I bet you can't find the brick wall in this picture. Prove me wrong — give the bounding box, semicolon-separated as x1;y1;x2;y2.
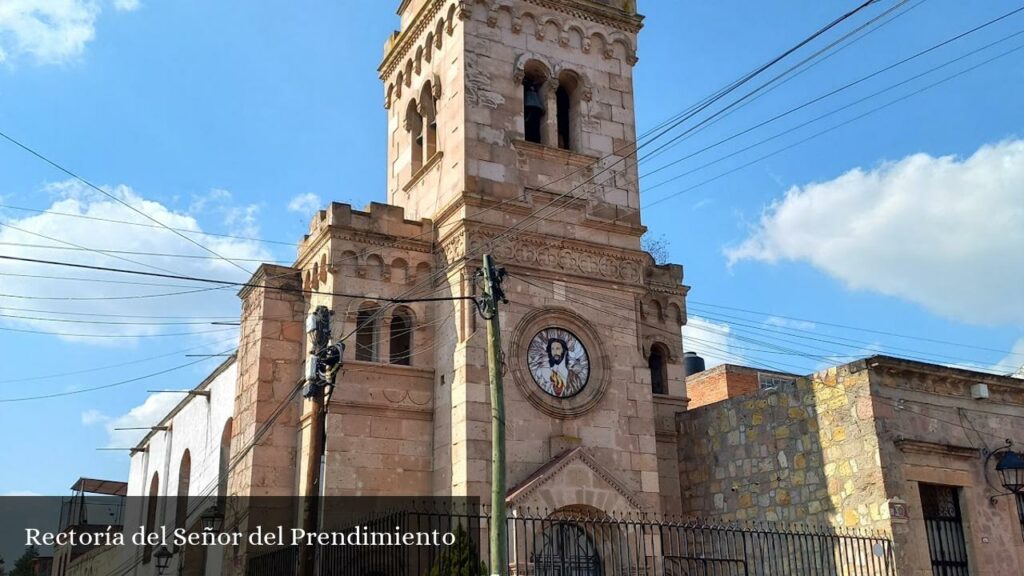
685;364;791;409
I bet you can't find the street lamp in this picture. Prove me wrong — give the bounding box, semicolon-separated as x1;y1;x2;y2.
200;504;224;533
153;545;172;575
983;441;1024;502
995;450;1024;494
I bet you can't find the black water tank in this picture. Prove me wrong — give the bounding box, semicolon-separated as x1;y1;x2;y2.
683;351;706;378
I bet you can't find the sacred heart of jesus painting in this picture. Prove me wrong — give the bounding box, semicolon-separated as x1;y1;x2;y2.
527;327;591;399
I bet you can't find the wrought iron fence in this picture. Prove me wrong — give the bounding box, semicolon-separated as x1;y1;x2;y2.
247;505;897;576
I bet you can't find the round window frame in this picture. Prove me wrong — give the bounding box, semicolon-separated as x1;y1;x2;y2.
510;307;609;419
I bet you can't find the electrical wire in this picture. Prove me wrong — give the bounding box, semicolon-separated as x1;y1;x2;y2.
0;130;255;275
0;351;230;403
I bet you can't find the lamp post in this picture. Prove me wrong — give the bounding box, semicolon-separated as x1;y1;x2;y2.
154;546;173;576
983;440;1024;503
995;450;1024;494
200;505;224;533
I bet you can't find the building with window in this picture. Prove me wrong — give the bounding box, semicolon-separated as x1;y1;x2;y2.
683;362;798;409
677;355;1024;576
58;2;1024;575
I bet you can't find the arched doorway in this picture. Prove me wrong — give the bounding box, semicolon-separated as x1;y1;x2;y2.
533;521;601;576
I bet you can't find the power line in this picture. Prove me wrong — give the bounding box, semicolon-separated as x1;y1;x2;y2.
0;352;228;403
0;312;230;326
0;255;478;305
643;39;1024;208
0;241;291;263
0;305;234;320
0;202;300;247
640;9;1024;192
0;336;238;384
688;300;1024;357
0;129;255;275
508;270;1022;374
0;221;185;276
0;325;238;338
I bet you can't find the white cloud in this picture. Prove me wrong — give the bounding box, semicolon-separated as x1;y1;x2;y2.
997;338;1024;378
683;316;738;369
287;193;322;215
0;179;273;343
2;490;42;496
81;408;109;425
0;0;98;65
764;316;816;331
86;392;181;448
0;0;137;66
727;139;1024;327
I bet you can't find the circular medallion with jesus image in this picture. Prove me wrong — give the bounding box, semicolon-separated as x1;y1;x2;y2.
527;327;590;399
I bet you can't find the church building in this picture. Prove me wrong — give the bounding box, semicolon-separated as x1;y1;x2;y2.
57;2;1024;576
229;0;689;519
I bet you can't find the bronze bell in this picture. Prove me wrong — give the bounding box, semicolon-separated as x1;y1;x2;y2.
524;83;545;119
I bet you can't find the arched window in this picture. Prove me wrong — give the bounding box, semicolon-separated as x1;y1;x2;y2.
175;450;191;533
355;304;380;362
522;63;548;144
649;343;669;395
420;82;438;161
389;307;413;366
217;418;232;510
556;71;579;151
406;99;423;175
143;472;159;564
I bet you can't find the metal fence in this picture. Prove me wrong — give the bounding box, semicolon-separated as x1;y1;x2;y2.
247;505;896;576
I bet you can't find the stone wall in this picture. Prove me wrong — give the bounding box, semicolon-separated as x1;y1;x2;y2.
676;356;1024;576
676;364;890;529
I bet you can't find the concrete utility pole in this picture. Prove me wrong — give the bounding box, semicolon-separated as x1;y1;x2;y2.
480;254;508;576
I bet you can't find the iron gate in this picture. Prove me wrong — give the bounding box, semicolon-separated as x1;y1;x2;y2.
920;483;969;576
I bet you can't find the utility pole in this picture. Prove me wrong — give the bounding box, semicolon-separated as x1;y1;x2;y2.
299;305;344;576
479;254;508;576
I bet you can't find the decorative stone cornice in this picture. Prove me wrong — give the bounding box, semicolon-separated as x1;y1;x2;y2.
328;229;434;254
467;227;646;285
894;438;979;459
520;0;643;34
379;0;448;80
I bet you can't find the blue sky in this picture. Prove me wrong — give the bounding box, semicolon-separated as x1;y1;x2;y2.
0;0;1022;495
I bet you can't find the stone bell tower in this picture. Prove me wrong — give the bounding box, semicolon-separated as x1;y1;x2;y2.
287;0;686;517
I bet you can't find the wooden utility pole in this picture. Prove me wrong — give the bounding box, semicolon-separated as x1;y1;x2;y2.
481;254;507;576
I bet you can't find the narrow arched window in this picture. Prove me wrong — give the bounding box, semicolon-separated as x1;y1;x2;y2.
406;99;424;175
217;418;232;510
143;472;160;564
522;63;548;144
649;343;668;395
175;450;191;533
420;82;438;162
556;71;579;151
389;307;413;366
356;304;380;362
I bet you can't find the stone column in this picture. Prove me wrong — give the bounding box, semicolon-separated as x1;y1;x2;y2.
542;78;560;148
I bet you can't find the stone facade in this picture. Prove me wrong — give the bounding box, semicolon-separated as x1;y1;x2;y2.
244;0;691;518
676;356;1024;576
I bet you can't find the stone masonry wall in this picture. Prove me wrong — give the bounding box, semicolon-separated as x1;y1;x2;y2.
676;365;891;531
